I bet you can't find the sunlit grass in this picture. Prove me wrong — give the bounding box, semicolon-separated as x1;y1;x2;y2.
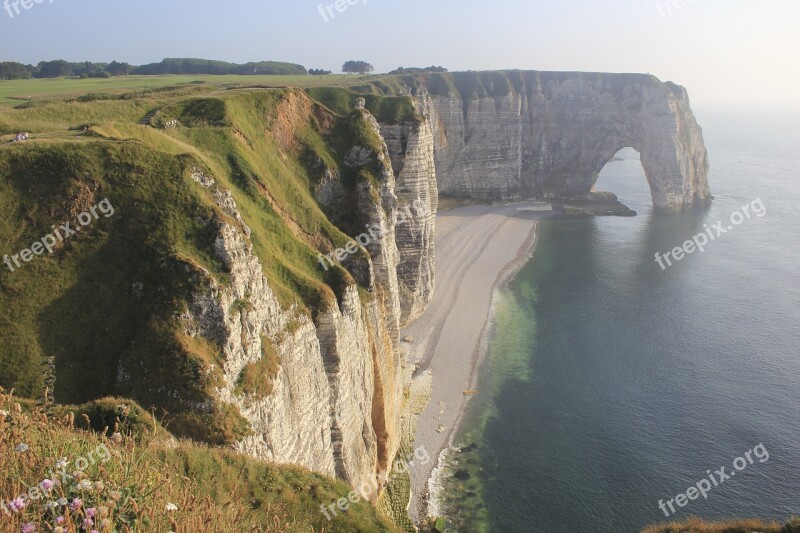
0;389;399;532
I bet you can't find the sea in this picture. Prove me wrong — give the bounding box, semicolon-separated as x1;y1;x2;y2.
434;107;800;532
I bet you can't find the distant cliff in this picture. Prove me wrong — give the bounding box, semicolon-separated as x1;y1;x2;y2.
403;71;710;213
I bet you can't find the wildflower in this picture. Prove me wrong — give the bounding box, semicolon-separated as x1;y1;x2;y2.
165;502;178;512
82;518;94;528
56;498;68;507
93;481;105;491
40;479;55;491
97;506;109;517
73;471;85;481
15;444;29;453
69;498;82;511
86;507;96;518
56;516;65;525
44;501;58;510
9;497;25;512
109;491;122;501
55;458;68;470
54;528;65;533
78;480;93;491
21;524;35;533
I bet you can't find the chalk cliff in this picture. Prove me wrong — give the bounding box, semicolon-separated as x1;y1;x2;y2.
3;72;709;518
379;116;438;325
183;171;392;493
408;71;710;213
175;97;438;497
163;73;710;499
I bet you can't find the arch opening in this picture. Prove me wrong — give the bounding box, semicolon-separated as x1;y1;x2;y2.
593;147;654;214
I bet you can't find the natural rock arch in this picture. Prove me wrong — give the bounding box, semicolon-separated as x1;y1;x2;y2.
420;72;712;213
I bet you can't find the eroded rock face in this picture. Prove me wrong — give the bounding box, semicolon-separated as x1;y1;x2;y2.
419;72;710;212
379;117;438;325
184;212;338;478
175;75;708;506
181;104;423;498
315;286;378;485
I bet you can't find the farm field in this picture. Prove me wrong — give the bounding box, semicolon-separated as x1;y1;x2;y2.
0;74;371;104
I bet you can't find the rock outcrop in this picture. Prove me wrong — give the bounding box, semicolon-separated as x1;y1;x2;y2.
379;115;438;325
168;73;710;506
180;101;435;498
413;71;710;213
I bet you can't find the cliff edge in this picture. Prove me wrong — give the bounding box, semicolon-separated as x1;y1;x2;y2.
402;71;710;213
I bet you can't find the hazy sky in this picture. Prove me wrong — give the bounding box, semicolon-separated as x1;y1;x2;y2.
1;0;799;107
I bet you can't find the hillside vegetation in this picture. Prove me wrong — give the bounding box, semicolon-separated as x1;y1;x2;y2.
0;390;399;532
0;79;426;531
643;516;800;533
0;82;420;441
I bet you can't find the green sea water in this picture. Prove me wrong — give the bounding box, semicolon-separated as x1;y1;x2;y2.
435;108;800;532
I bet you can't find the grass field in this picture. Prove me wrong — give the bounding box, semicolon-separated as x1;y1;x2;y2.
0;74;376;105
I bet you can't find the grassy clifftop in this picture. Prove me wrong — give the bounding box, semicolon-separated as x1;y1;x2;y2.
0;81;426;532
0;83;421;444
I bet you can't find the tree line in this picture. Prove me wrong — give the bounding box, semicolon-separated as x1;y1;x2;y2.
132;58;307;76
0;58;308;80
0;57;448;80
0;60;133;80
342;61;374;75
389;66;448;75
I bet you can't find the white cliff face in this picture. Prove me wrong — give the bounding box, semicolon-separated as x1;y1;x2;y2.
379;117;438;325
418;72;710;212
339;108;408;481
182;167;401;494
170;74;708;507
183;176;337;477
315;286;378;485
352;110;403;344
180;101;430;496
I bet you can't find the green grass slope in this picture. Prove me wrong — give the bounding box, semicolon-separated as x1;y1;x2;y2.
0;79;426;532
0;82;423;444
1;390;399;532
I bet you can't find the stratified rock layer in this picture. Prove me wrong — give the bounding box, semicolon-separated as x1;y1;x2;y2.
173;72;711;507
379;117;438;325
417;72;710;212
182;103;428;498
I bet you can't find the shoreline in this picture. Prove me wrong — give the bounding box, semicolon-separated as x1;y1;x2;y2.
401;200;550;523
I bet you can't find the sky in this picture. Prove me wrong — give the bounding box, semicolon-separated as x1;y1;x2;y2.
1;0;799;108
